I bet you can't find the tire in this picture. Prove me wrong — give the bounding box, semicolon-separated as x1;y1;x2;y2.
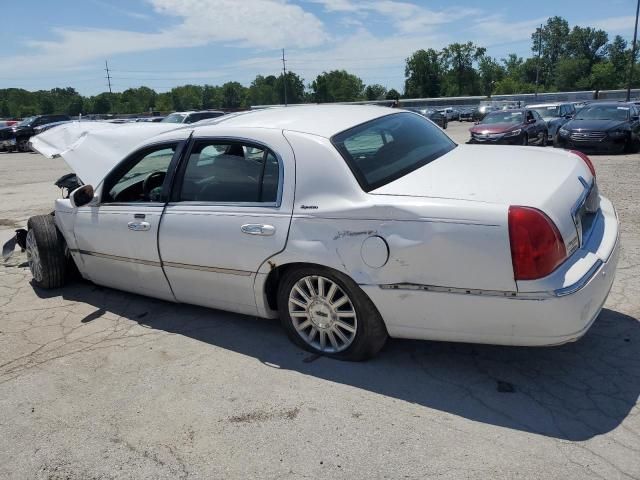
278;265;388;361
521;133;529;146
624;135;640;154
17;138;30;152
540;131;548;147
26;215;67;289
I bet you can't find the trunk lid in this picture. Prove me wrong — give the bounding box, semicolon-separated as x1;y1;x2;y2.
371;144;595;254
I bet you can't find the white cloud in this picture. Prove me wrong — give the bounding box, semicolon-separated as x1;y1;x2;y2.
591;16;637;33
0;0;328;77
310;0;480;33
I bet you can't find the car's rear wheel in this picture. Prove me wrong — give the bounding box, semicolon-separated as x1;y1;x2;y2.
624;134;640;154
278;266;387;361
540;130;548;147
26;215;67;289
17;138;30;152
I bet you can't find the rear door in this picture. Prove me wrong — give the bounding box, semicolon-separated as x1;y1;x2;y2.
158;131;294;316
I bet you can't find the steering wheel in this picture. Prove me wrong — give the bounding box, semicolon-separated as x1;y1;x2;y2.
142;171;166;200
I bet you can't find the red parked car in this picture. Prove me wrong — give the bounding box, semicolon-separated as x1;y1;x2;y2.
468;109;548;146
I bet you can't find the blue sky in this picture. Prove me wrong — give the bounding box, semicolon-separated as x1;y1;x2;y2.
0;0;637;95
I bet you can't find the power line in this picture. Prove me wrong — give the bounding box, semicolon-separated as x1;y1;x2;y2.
627;0;640;101
105;60;112;94
282;48;288;106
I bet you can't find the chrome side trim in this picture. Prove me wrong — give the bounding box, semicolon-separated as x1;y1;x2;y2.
379;283;532;299
77;249;162;267
73;249;253;276
162;261;252;277
553;260;603;297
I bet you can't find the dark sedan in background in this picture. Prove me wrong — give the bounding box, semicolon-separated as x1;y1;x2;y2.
528;102;576;142
555;102;640;153
405;107;448;129
468;109;548;145
0;114;70;152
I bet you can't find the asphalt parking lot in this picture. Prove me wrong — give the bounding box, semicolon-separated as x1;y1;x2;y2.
1;121;639;479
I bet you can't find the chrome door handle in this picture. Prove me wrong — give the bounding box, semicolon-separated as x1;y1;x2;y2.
127;221;150;231
241;224;276;236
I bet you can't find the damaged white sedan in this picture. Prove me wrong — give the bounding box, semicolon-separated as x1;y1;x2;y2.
6;105;620;360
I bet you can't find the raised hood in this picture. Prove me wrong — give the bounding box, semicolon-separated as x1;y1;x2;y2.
30;121;185;186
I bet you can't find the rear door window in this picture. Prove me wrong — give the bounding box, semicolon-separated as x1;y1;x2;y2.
177;141;280;203
332;112;456;192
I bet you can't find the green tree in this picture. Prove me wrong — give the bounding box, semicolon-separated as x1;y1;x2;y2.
248;75;278;106
364;84;387;100
92;93;112;114
276;72;305;104
171;85;203;111
532;16;570;86
156;92;174;112
221;81;246;108
311;70;364;103
385;89;400;100
404;48;442;98
567;26;608;68
441;42;486;96
0;101;10;117
478;56;505;96
590;62;618;90
554;58;591;91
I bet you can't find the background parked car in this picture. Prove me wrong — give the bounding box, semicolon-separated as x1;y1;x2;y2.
555;102;640;153
459;108;474;122
475;105;495;121
468;108;548;146
0;120;18;128
405;107;448;129
528;102;576;142
0;114;70;152
135;116;166;122
438;107;460;121
161;110;225;124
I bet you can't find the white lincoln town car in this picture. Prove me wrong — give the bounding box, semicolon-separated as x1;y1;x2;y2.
7;105;619;360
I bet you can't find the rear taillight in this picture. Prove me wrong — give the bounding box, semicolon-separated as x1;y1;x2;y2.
570;150;596;178
508;206;567;280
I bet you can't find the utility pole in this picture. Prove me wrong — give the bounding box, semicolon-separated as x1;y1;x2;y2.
281;48;288;106
105;60;112;94
627;0;640;101
534;24;542;98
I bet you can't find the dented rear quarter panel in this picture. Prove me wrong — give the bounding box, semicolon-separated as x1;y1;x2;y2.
256;130;516;307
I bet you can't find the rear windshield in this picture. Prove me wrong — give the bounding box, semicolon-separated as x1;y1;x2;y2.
332;112;456;192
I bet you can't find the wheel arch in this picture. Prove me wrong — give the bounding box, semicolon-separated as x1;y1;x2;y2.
261;261;357;314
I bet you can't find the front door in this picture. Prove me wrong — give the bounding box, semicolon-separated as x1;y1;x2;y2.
159;135;294;316
73;143;180;301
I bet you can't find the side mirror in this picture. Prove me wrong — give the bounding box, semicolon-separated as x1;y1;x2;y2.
70;185;95;208
527;118;536;124
564;114;573;119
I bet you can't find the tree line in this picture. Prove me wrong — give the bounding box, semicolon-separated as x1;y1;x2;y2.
0;16;637;118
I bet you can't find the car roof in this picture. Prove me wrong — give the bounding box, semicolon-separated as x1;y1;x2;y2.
527;103;563;108
190;105;397;138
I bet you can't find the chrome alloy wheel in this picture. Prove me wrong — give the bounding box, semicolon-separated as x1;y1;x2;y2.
25;229;43;283
288;275;358;353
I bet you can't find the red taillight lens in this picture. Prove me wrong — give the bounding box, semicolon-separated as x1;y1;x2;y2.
570;150;596;178
508;206;567;280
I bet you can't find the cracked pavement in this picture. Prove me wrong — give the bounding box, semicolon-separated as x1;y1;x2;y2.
1;123;639;479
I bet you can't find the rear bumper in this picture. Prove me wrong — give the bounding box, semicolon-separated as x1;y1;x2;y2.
363;197;620;346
